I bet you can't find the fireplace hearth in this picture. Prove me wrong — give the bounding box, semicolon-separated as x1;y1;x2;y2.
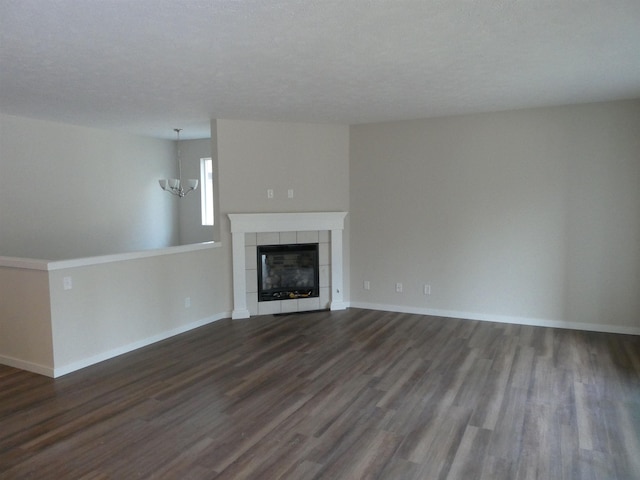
257;243;319;302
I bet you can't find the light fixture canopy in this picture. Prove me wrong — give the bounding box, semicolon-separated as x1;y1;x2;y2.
159;128;199;198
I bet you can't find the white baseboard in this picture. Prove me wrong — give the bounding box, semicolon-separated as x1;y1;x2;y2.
5;304;635;379
330;301;349;311
52;312;231;378
0;355;55;377
232;309;251;320
349;301;640;336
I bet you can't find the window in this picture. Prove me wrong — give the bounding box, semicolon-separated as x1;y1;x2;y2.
200;157;214;226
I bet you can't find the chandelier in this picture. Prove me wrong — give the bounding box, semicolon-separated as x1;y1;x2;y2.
158;128;199;197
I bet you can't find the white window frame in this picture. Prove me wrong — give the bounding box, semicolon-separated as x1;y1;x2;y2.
200;157;214;226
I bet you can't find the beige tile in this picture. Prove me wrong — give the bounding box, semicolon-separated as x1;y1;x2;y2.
279;231;297;244
258;300;282;315
257;232;280;245
319;243;330;265
319;265;330;287
245;245;257;269
245;232;257;246
246;269;257;293
297;231;319;244
298;297;320;311
281;299;299;313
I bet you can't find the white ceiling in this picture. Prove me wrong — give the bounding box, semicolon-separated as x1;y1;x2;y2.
1;0;639;139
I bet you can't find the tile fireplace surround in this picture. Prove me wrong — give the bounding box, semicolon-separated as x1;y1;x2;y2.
228;212;348;319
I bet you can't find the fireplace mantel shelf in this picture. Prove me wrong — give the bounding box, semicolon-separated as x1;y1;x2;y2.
228;212;347;233
228;212;348;319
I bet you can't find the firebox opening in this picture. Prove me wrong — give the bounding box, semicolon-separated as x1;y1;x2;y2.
257;243;319;302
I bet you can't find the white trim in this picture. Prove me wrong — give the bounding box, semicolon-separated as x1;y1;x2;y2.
330;229;344;309
228;212;347;233
51;312;230;378
231;309;251;320
330;301;350;311
350;302;640;336
0;242;219;271
0;256;50;270
0;355;55;377
231;230;248;318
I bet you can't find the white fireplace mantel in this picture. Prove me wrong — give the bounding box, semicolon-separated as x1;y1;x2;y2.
228;212;348;319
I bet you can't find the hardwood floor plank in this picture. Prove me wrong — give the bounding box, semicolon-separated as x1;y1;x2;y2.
1;309;639;479
446;425;492;480
321;428;403;480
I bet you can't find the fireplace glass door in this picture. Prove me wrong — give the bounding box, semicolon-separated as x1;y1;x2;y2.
257;243;319;302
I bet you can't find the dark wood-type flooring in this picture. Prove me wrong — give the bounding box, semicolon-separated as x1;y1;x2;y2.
1;308;639;479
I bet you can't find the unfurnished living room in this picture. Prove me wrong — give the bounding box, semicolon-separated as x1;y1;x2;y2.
1;1;639;479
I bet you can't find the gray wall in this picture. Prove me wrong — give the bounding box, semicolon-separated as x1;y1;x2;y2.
217;119;350;215
0;265;53;371
350;100;640;331
216;119;351;306
48;246;225;373
0;114;179;259
2;99;638;346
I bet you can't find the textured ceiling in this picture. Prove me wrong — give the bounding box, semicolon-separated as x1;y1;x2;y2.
1;0;639;139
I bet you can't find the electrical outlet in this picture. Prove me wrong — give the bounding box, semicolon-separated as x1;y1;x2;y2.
396;282;403;293
364;280;370;290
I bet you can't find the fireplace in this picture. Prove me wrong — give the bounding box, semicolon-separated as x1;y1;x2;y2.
257;243;319;302
228;212;347;319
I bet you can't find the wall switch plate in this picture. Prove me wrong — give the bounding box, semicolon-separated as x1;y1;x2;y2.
63;276;73;290
267;189;274;199
364;280;370;290
288;189;294;198
424;284;431;295
184;297;191;308
396;282;403;293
